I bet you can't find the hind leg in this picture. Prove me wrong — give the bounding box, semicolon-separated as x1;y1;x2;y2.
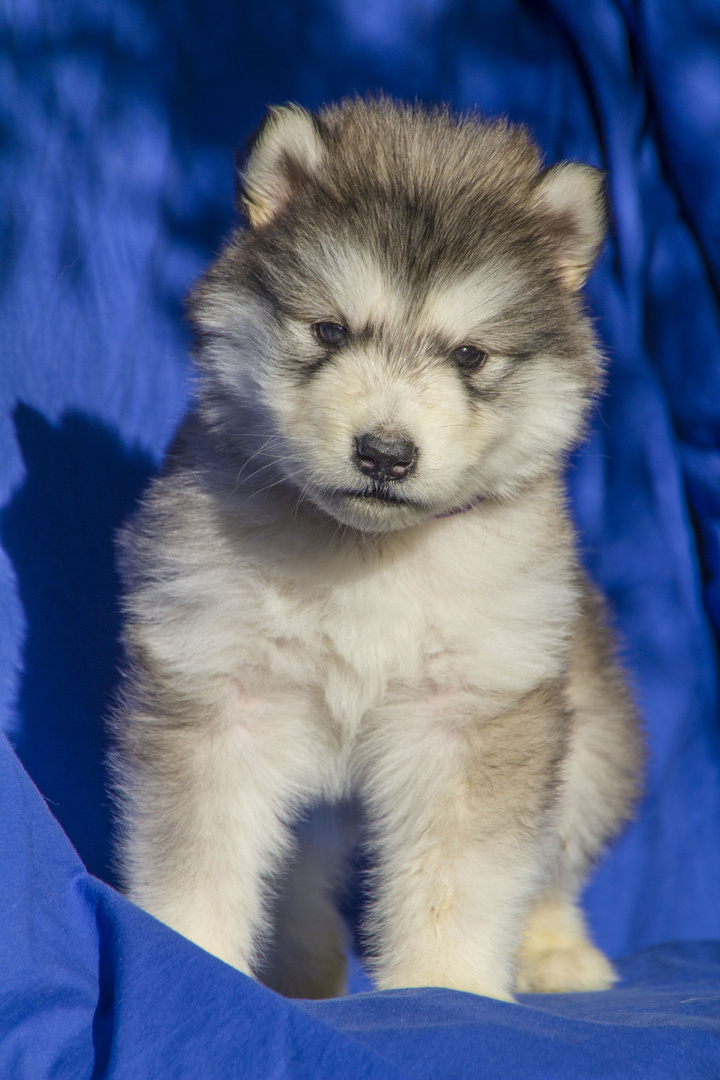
516;586;642;994
515;890;617;993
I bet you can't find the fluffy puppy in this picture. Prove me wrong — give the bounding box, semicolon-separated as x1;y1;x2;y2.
111;97;642;1002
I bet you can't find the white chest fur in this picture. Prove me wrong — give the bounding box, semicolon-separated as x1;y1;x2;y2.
219;487;579;736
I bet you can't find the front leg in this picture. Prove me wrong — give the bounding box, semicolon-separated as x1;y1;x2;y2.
111;683;333;979
357;681;569;1001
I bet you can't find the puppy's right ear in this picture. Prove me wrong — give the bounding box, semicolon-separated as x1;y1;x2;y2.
240;105;327;227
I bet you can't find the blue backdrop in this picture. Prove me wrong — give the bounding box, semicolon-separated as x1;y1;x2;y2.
2;1;720;1076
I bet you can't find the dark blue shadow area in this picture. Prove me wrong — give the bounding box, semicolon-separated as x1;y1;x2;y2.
1;405;154;883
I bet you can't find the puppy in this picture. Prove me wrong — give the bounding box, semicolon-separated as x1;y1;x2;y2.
111;97;642;1002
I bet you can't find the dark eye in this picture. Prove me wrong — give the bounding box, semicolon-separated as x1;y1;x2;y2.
452;344;488;371
313;321;348;347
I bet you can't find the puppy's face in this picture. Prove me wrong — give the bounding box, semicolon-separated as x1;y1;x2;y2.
192;100;605;532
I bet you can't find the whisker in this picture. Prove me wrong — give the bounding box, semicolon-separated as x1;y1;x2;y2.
248;474;297;500
234;435;284;481
224;447;288;503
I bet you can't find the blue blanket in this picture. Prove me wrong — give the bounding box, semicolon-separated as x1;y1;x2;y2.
2;734;720;1077
1;0;719;1075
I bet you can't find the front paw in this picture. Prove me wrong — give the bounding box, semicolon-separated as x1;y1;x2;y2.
516;942;618;993
376;966;517;1002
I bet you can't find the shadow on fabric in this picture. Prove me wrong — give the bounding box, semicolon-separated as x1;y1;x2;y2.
1;404;154;884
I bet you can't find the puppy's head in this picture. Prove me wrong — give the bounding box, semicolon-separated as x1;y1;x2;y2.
190;98;605;532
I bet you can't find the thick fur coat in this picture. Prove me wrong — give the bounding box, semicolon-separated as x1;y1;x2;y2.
111;98;642;1002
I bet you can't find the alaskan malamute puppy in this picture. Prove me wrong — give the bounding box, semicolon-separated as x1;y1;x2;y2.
112;98;642;1002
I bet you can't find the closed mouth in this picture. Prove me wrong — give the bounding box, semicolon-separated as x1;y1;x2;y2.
334;483;416;506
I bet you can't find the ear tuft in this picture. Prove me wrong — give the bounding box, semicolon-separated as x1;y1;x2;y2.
240;105;327;228
533;163;606;290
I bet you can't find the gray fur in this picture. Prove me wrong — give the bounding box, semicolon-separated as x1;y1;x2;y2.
110;97;642;1001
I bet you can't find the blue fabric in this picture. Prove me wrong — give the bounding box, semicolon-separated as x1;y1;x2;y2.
1;0;720;1074
3;732;720;1079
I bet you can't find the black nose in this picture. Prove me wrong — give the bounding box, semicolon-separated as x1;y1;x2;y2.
354;433;417;481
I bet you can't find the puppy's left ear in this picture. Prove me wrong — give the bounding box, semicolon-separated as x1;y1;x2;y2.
533;163;606;290
240;104;327;228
